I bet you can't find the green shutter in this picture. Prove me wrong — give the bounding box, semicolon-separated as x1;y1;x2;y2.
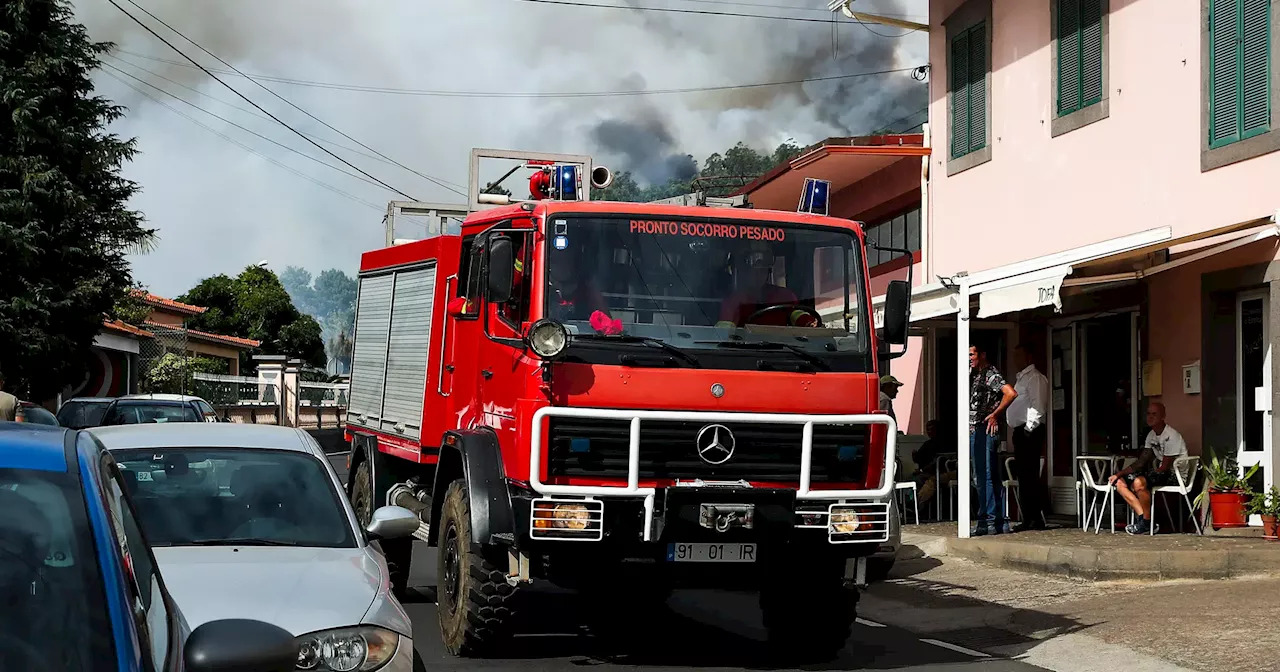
1080;0;1104;107
1210;0;1271;148
1242;0;1271;138
968;23;988;153
1057;0;1103;117
951;30;971;159
1057;0;1082;115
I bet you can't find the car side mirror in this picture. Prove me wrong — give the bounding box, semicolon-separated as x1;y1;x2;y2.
882;280;910;346
184;619;298;672
486;237;514;304
365;505;421;540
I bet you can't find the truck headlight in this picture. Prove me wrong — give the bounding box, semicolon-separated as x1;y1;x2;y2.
527;319;568;359
295;626;398;671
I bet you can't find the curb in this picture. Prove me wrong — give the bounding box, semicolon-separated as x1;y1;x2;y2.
901;532;1280;581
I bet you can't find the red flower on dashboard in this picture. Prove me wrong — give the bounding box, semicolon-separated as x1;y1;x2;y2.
590;311;623;335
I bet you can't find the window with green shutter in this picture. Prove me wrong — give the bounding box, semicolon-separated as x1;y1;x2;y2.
1209;0;1271;148
1056;0;1104;116
950;21;987;159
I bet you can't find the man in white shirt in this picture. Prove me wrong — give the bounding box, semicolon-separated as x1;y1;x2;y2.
1008;344;1050;531
1109;401;1187;535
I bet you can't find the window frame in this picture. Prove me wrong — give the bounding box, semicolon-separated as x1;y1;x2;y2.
944;0;994;176
864;206;923;273
1202;0;1280;171
1051;0;1110;137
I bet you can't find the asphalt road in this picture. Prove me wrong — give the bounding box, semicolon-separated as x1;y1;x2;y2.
326;452;1048;672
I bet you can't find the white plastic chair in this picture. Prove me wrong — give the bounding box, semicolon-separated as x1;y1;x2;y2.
1150;456;1202;536
1003;455;1046;524
1078;457;1117;534
894;481;920;525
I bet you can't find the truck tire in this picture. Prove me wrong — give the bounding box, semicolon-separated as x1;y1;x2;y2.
436;479;517;656
759;575;856;662
352;458;411;598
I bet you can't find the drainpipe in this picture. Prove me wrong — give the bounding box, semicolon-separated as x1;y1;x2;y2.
920;122;932;286
955;273;972;539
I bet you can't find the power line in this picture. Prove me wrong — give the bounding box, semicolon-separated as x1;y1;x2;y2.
506;0;858;23
119;0;466;198
100;69;384;212
107;52;467;191
670;0;925;19
103;0;421;201
101;60;399;194
114;50;918;98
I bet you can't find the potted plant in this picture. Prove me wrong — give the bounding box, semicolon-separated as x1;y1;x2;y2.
1194;447;1260;529
1248;486;1280;539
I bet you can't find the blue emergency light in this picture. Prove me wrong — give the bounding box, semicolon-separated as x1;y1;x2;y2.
556;164;580;200
798;177;831;216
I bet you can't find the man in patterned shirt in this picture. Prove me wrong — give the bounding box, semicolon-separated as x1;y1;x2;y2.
969;343;1018;536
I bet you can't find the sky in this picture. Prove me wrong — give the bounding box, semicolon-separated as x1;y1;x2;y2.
73;0;929;298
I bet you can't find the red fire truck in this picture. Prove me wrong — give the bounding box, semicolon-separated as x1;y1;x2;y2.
344;150;911;658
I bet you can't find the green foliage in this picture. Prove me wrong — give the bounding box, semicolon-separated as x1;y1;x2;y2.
280;266;357;373
110;283;152;326
1248;485;1280;517
179;265;326;370
0;0;156;398
481;180;512;197
141;353;224;395
591;140;806;203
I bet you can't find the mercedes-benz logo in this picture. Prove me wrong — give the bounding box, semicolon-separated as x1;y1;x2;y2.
695;424;735;465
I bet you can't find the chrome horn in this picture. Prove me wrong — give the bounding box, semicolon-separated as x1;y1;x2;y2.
590;165;613;189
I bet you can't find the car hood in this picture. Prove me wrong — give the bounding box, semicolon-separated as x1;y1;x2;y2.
153;545;410;637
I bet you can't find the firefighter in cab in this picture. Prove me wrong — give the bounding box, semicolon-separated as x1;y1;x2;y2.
547;243;609;322
717;241;820;328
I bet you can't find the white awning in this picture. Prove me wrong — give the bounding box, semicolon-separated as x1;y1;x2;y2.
975;264;1073;319
94;332;140;355
864;282;961;329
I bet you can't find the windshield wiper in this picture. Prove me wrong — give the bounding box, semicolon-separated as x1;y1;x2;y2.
702;340;831;371
185;538;298;547
573;334;701;368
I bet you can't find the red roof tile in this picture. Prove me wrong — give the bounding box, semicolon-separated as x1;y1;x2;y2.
101;319;155;338
133;290;207;316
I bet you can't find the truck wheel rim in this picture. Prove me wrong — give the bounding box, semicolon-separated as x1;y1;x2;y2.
442;522;461;612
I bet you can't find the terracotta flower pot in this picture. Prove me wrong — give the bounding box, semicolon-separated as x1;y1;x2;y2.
1209;490;1250;529
1263;514;1279;540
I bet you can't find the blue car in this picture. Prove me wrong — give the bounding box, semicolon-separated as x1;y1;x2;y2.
0;424;298;672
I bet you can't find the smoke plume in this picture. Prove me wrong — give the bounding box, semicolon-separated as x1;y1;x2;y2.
72;0;927;295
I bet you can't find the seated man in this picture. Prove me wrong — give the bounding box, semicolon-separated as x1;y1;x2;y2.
913;420;955;508
1109;401;1186;535
716;243;813;328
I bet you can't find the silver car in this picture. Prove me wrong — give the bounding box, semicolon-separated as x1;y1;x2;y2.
92;423;420;672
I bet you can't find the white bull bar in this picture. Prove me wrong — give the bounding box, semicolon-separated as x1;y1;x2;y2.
527;407;898;542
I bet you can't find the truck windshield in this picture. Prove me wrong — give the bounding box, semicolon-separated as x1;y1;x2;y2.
544;215;869;370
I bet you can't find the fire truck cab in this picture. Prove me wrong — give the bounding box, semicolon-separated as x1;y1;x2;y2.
344;152;912;659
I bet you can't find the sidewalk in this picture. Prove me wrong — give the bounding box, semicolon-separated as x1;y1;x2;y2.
904;522;1280;580
863;554;1280;672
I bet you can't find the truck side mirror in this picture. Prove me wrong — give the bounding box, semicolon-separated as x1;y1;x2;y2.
882;280;910;345
486;237;514;304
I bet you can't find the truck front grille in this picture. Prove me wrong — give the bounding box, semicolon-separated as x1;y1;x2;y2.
545;418;871;483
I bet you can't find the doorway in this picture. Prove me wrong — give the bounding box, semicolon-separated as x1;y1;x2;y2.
1237;291;1273;524
1047;311;1141;514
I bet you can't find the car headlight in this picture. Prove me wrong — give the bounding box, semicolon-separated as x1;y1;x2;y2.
295;626;399;671
527;318;568;358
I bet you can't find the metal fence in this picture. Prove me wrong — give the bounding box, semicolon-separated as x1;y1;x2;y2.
298;381;349;407
138;325;190;394
191;372;278;406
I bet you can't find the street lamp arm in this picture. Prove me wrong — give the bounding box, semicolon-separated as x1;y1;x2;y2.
826;0;931;32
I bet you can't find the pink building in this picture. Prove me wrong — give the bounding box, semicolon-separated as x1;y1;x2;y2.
888;0;1280;525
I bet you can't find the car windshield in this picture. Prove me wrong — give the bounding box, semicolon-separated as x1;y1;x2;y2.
57;401;111;429
112;448;356;548
107;402;200;425
0;468;115;670
540;215;869;369
22;405;59;426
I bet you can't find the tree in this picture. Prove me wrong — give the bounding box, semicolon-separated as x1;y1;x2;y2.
280;266;357;373
0;0;156;398
591;140;807;203
179;265;326;370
